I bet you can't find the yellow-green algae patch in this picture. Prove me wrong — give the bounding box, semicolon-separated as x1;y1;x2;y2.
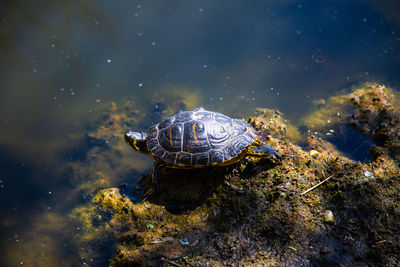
301;82;399;131
92;188;211;266
249;107;301;142
72;83;400;266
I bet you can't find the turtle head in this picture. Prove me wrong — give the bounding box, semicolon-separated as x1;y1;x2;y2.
124;131;150;154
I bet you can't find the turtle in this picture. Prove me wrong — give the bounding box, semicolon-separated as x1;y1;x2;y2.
125;107;280;183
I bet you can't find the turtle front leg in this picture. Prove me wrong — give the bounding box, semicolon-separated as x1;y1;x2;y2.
142;160;164;201
247;144;281;159
152;160;165;188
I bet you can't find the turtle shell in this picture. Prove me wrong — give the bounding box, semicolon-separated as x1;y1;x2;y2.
146;107;257;166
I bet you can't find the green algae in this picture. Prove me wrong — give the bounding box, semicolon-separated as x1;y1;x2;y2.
250;107;301;142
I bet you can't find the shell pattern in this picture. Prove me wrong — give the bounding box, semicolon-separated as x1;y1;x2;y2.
146;107;257;166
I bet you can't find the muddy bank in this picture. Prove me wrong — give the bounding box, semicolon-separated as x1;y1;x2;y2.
76;83;399;266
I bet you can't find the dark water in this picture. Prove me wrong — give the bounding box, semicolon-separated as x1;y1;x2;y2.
0;0;399;266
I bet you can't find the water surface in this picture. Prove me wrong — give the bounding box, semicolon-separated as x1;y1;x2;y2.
1;0;399;265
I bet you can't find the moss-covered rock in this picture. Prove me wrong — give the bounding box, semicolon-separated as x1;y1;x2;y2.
72;83;400;266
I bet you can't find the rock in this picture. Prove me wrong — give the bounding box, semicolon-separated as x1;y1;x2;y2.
324;210;334;224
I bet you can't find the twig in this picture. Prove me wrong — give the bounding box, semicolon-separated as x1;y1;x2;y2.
164;260;181;267
300;175;333;195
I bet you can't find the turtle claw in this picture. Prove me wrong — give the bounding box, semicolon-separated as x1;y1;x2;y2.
269;147;281;159
141;187;155;202
264;146;281;159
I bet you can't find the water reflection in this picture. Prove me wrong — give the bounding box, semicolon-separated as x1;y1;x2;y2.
0;0;399;265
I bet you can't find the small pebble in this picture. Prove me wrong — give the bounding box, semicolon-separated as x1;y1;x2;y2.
324;210;334;224
179;239;189;246
363;170;374;179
